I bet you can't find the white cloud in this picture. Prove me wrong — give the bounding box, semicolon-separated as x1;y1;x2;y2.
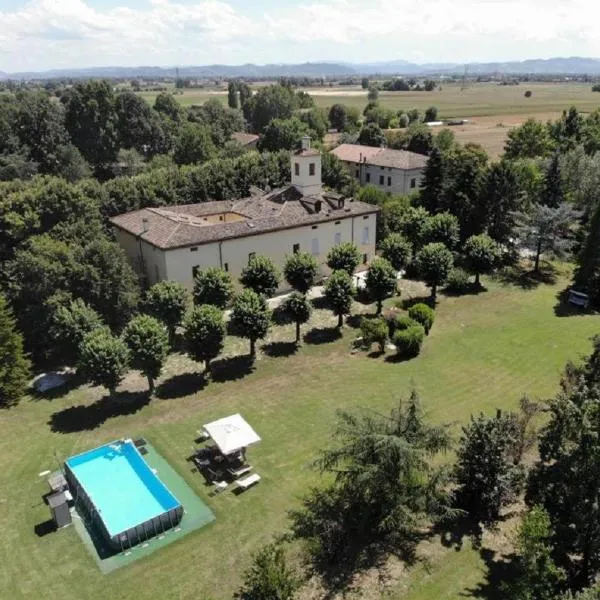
1;0;600;72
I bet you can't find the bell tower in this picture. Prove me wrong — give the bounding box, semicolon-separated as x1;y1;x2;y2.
291;136;322;198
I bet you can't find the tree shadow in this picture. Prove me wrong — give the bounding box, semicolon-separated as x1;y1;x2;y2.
385;352;417;364
262;341;299;357
346;314;366;329
34;519;57;537
311;295;329;310
210;355;255;383
461;547;518;599
442;284;487;298
494;262;557;291
155;372;208;400
367;349;386;359
271;304;293;326
400;296;435;310
554;288;597;318
48;391;151;433
303;326;342;345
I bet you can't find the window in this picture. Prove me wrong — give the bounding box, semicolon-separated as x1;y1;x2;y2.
334;232;342;246
311;225;318;230
224;263;229;272
363;215;369;220
379;175;384;185
362;226;370;244
355;169;359;177
380;166;385;170
309;163;315;176
311;237;320;256
387;176;391;186
410;178;416;188
248;252;256;263
190;247;198;252
192;265;200;278
219;215;223;221
366;173;371;183
293;243;300;254
294;162;300;176
335;220;341;225
363;253;368;264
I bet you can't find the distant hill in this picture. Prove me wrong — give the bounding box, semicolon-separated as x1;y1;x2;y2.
6;57;600;80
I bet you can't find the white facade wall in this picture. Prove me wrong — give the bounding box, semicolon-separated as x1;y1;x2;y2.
114;213;377;292
343;161;424;195
115;229;168;286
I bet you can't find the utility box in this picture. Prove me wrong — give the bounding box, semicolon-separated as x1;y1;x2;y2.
48;492;71;529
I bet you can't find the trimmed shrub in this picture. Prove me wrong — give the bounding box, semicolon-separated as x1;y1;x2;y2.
360;317;388;352
408;303;435;334
445;267;471;294
393;314;418;334
393;324;425;358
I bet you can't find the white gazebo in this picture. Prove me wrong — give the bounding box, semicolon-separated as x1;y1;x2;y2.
202;414;261;456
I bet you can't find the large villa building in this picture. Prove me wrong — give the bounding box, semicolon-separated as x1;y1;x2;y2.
330;143;428;195
111;138;379;291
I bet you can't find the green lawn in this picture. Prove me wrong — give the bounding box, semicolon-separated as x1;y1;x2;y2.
1;268;598;599
138;82;600;118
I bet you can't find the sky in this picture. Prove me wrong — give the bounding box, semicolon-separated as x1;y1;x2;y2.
0;0;599;73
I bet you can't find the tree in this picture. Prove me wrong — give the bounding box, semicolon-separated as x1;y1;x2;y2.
231;290;271;358
78;329;130;397
361;77;369;89
504;118;554;159
183;305;226;373
235;542;300;600
575;199;600;306
193;267;233;309
463;234;500;286
324;269;354;328
398;206;430;253
365;257;397;314
540;152;564;208
526;338;600;584
420;147;445;213
173;122;216;165
326;242;360;276
513;203;578;273
415;243;454;300
245;84;297;132
360;317;388;353
380;233;412;271
422;212;460;250
227;81;238;109
393;324;425;357
424;106;438;123
258;117;309;152
240;255;281;298
143;281;190;345
290;391;455;566
407;303;435;334
454;411;524;523
328;103;348;131
367;86;379;103
283;251;318;295
507;506;565;600
283;292;312;343
50;298;104;365
0;295;31;407
122;315;169;393
358;122;386;147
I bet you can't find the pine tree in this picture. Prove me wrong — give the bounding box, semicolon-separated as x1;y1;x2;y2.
575;201;600;306
420;147;445;213
0;295;31;407
541;153;564;208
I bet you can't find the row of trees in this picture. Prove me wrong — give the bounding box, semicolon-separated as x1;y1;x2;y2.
237;338;600;599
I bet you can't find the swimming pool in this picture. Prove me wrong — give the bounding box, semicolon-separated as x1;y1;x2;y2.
65;440;183;551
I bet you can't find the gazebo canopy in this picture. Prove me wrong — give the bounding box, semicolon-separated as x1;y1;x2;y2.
203;414;261;455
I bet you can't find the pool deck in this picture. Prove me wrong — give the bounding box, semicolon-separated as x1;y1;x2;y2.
71;440;215;574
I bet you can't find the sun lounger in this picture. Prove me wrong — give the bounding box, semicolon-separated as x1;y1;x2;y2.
213;480;228;494
236;473;261;490
228;465;252;478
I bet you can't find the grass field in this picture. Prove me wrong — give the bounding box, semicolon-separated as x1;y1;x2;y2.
1;266;599;600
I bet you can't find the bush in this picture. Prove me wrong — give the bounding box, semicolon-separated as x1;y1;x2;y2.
393;314;418;334
445;267;471;294
408;303;435;334
524;90;532;98
360;317;388;352
393;324;425;358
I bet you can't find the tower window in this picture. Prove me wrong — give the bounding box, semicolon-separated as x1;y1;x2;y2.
190;247;198;252
410;178;416;188
366;173;371;183
387;176;391;186
309;163;315;176
294;163;300;176
379;175;384;185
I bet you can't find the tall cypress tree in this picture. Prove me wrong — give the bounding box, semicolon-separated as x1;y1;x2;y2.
540;153;564;208
575;200;600;306
420;147;445;213
0;295;31;407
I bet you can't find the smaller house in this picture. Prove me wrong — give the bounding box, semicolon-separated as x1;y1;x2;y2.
230;132;260;150
330;143;428;195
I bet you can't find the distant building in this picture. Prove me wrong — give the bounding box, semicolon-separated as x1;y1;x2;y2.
111;137;379;291
230;132;260;150
330;143;428;195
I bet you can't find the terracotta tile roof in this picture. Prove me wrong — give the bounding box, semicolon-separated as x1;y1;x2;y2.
331;143;428;170
110;186;379;250
230;132;260;146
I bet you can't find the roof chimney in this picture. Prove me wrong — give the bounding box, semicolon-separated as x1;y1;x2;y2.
301;135;310;151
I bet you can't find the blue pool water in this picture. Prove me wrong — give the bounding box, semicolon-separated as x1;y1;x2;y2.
65;440;181;537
